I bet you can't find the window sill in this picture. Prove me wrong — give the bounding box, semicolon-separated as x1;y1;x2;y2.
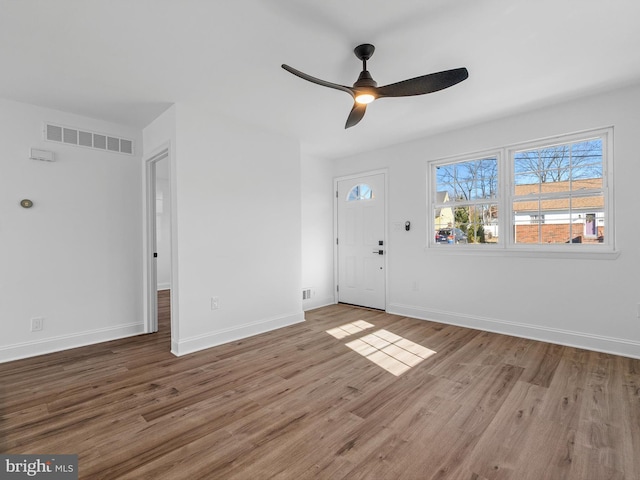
425;244;620;260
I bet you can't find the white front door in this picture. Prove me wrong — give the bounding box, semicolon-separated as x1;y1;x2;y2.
337;173;386;310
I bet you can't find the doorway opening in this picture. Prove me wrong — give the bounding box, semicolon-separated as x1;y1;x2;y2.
144;147;174;343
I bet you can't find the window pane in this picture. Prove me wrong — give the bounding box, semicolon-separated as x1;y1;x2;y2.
435;165;455;198
572;139;602;172
515;139;603;187
436;158;497;201
434;203;454;230
540;180;570;194
473;158;498;200
514;195;605;244
572;160;603;189
539;211;579;244
468;203;499;243
513;199;540;243
514;151;539;175
577;195;605;243
432;157;498;246
514;173;540;195
539;197;570;210
513;199;539;217
347;184;373;201
434;204;498;244
512;135;605;246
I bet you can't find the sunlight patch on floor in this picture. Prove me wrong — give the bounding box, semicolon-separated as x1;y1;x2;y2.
326;320;375;339
345;329;436;376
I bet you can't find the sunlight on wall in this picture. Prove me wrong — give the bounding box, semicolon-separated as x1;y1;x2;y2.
326;322;436;376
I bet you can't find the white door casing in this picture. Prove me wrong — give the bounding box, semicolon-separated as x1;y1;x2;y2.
336;172;386;310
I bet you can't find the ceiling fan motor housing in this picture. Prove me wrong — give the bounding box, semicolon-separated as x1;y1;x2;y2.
354;70;377;88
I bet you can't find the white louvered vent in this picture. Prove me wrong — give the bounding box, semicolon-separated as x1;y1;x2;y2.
63;128;78;144
46;124;63;142
78;130;92;147
44;123;134;156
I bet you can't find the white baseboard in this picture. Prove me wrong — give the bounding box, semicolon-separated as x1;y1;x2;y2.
303;296;335;312
0;323;146;363
387;303;640;360
173;311;306;356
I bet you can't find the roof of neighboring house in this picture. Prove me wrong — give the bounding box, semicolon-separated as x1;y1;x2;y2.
514;179;604;213
435;191;450;203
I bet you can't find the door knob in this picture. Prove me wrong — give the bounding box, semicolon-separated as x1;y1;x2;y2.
372;250;384;255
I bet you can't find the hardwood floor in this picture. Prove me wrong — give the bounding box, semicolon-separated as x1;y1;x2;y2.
1;294;639;479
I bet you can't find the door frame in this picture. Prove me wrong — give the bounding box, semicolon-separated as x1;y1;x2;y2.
143;144;175;337
333;169;389;309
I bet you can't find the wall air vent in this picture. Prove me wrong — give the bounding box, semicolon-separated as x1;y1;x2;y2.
44;123;134;155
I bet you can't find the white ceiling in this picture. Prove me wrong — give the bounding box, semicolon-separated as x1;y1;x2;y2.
1;0;639;159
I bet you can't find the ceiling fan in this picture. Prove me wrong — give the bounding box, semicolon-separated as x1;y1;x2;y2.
282;44;469;129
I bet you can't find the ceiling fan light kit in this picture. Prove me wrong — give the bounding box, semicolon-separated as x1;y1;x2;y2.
282;43;469;129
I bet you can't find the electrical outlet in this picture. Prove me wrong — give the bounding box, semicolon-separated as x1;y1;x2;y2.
211;297;220;310
31;317;44;332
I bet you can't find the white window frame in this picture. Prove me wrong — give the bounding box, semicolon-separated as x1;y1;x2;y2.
427;127;617;258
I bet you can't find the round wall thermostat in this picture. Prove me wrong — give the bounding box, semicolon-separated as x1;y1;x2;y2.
20;199;33;208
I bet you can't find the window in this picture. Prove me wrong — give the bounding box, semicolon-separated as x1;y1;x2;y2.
512;137;605;245
433;156;500;244
347;183;373;201
428;128;613;253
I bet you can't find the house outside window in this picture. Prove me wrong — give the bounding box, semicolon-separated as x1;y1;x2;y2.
584;213;598;238
428;127;613;253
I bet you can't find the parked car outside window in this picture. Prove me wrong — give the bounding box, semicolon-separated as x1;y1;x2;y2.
435;228;468;244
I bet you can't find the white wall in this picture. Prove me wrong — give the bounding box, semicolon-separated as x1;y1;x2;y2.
301;152;335;310
0;98;143;362
144;103;304;355
332;84;640;358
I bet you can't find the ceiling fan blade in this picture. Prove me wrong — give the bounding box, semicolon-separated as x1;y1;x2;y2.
282;64;354;97
345;103;367;129
376;67;468;98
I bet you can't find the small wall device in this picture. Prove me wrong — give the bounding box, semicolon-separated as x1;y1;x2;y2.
29;148;55;162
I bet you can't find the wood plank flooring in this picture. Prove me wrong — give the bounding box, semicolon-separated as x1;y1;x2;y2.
1;292;639;479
